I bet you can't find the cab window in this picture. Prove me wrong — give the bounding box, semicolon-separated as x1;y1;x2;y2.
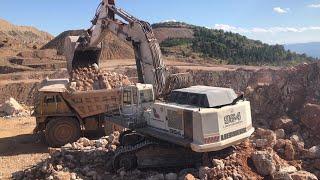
177;92;188;104
132;88;138;104
45;95;55;103
123;90;132;105
44;95;62;104
188;93;199;106
140;89;153;103
56;95;62;102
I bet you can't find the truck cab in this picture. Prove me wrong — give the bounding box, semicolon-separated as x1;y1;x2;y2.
33;79;72;130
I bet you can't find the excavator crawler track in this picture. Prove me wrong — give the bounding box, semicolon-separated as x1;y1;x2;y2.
113;133;203;171
113;139;157;170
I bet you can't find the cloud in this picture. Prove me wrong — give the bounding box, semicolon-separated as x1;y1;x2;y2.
214;24;249;33
213;24;320;34
273;7;289;14
213;24;320;44
161;19;177;23
308;3;320;8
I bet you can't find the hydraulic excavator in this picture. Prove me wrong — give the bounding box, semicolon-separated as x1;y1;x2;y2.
59;0;254;170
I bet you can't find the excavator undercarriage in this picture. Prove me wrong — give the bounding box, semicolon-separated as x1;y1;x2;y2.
113;130;203;171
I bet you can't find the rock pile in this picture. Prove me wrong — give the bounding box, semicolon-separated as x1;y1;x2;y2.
13;131;120;180
251;127;320;178
0;97;28;117
13;129;320;180
69;67;132;91
198;140;262;179
13;130;207;180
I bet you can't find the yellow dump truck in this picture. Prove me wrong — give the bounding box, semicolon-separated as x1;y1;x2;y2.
33;79;122;147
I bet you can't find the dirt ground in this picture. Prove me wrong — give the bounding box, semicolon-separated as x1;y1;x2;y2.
0;116;49;179
101;59;278;71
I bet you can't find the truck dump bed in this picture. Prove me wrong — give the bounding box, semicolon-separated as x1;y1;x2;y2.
61;89;121;118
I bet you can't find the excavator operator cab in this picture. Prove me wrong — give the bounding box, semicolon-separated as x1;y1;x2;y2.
120;84;154;117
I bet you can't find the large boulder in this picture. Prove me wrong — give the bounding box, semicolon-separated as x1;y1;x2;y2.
272;116;294;131
273;166;298;180
254;128;277;148
290;171;318;180
300;103;320;134
0;97;26;116
306;146;320;159
252;151;276;176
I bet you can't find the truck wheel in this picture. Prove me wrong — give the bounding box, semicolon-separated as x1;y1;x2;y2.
45;117;81;147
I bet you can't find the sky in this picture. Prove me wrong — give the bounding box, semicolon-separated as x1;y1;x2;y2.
0;0;320;45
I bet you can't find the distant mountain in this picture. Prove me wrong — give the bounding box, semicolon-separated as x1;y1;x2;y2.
0;18;53;49
284;42;320;58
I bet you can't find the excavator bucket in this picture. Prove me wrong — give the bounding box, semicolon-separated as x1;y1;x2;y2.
65;36;102;74
71;48;101;69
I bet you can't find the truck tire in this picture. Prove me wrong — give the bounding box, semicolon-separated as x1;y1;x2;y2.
45;117;81;147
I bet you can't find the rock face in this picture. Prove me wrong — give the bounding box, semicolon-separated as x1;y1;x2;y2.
69;67;132;91
16;49;65;61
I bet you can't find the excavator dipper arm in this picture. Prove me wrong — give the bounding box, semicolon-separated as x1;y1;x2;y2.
70;0;167;96
65;0;191;96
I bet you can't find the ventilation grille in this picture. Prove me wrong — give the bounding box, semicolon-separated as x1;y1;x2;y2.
167;109;183;130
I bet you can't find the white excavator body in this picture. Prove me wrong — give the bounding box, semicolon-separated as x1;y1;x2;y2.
137;85;254;152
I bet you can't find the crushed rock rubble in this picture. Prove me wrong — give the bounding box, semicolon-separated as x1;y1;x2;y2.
12;128;320;179
13;137;264;180
13;131;121;180
251;128;320;179
69;66;132;91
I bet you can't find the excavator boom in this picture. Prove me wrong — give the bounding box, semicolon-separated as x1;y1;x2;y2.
65;0;174;96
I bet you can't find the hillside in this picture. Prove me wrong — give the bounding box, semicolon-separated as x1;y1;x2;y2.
152;22;194;43
41;21;315;66
41;30;134;60
285;42;320;58
154;22;315;66
0;19;53;50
